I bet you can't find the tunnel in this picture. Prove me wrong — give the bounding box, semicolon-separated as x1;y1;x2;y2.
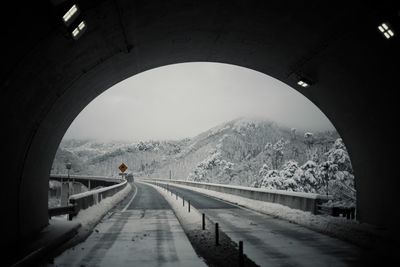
1;0;399;263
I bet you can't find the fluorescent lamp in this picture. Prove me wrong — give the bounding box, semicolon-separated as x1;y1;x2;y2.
297;80;309;88
378;22;395;40
63;4;78;23
78;21;86;30
71;21;87;40
72;28;79;37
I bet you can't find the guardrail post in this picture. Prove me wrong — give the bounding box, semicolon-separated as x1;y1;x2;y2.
188;200;191;213
202;213;205;230
68;199;77;221
69;204;78;221
215;223;219;246
183;197;185;207
239;241;244;266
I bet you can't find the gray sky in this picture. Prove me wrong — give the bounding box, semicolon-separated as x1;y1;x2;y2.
64;62;335;142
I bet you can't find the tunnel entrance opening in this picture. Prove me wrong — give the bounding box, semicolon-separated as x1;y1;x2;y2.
47;63;362;266
3;1;398;264
50;62;357;218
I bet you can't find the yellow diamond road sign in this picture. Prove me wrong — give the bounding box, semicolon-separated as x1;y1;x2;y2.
119;163;128;173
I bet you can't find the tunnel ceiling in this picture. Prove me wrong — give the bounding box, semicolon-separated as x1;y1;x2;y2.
0;0;399;249
2;0;399;131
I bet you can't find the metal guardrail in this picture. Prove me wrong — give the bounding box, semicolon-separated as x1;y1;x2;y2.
50;174;124;183
49;178;128;220
50;174;124;190
48;205;77;220
146;178;332;214
68;180;128;220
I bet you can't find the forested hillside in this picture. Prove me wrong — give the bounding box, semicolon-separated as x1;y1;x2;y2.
53;117;355;207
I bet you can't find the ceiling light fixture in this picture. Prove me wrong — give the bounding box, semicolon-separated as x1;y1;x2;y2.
378;22;395;39
71;21;87;40
63;4;79;25
297;80;310;88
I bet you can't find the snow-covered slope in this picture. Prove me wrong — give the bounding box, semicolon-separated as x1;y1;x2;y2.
54;118;336;182
52;118;353;206
152;118;339;186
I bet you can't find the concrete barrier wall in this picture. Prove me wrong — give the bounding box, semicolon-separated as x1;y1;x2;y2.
147;178;330;214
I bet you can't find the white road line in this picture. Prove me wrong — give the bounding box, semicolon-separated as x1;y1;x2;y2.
122;183;138;212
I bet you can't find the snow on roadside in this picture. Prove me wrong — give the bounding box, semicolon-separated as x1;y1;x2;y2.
148;180;388;248
144;182;203;230
73;183;132;227
144;181;259;267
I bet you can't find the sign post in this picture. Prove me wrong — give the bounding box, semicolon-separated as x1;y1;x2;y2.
118;163;128;180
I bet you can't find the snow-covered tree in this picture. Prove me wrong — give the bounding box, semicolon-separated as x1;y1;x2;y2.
319;138;355;205
279;160;300;191
298;160;321;193
258;164;270;177
272;139;286;169
327;139;352;172
304;132;314;145
187;151;235;183
252;164;270;187
260;170;282;189
264;142;273;151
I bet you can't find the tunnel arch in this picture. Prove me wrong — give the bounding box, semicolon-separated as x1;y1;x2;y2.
58;61;353;192
62;61;343;142
1;0;398;254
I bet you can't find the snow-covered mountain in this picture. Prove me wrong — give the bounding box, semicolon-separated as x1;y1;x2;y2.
151;117;339;186
52;138;188;177
53;117;355;206
53;117;338;182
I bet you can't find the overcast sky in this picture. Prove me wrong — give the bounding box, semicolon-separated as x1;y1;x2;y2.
63;62;335;142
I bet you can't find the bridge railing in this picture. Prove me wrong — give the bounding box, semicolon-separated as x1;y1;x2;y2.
67;180;128;219
49;174;128;220
50;174;124;182
145;178;331;214
49;174;124;190
48;205;77;219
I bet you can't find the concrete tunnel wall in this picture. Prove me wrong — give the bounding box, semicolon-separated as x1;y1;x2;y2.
1;0;399;251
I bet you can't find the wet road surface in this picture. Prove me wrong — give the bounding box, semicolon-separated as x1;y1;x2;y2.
166;184;364;267
53;183;206;267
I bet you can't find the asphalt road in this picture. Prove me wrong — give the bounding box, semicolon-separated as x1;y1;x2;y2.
161;183;237;209
163;183;364;267
127;182;171;210
53;182;206;267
